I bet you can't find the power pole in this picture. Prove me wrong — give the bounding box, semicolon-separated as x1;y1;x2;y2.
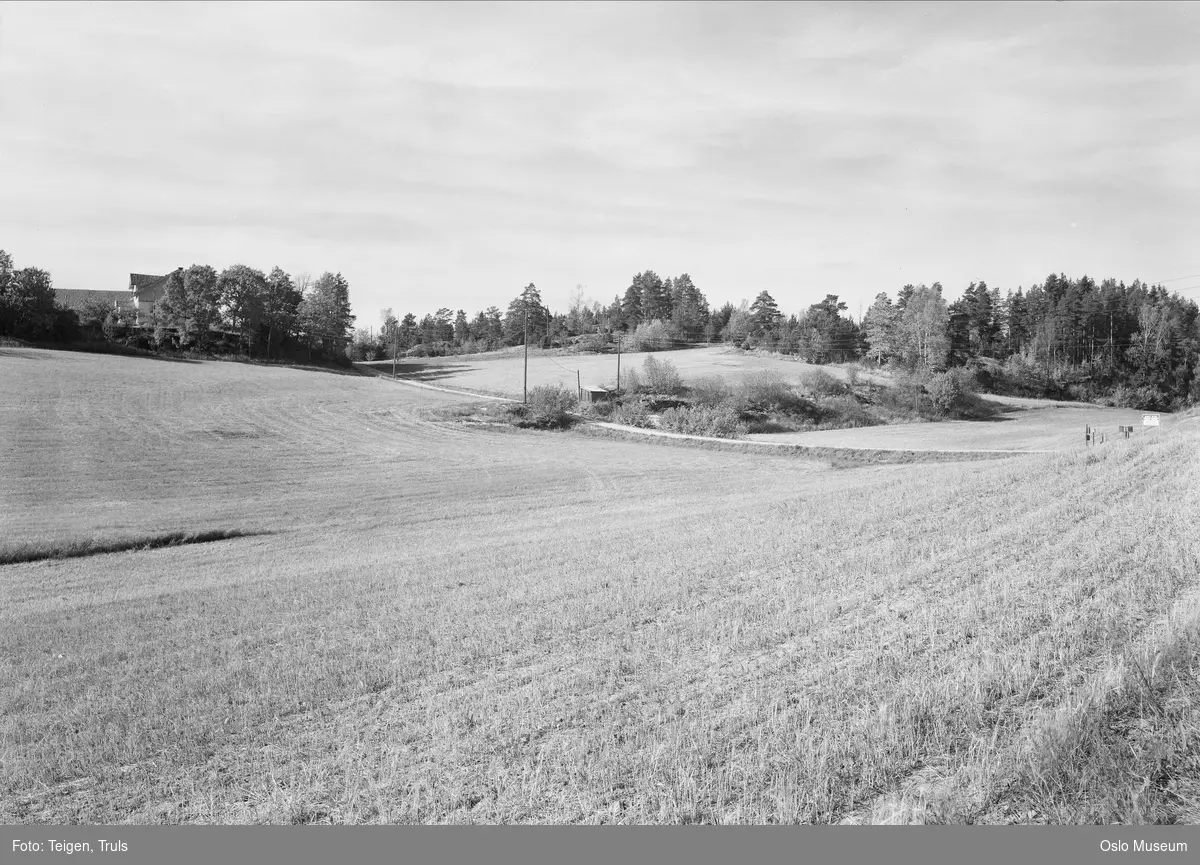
616;332;622;393
577;369;581;401
523;305;529;404
392;325;398;378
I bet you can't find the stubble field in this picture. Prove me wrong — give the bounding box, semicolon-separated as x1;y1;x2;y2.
2;347;1198;825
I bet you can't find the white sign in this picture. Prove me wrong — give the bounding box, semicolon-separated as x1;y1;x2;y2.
1143;414;1160;427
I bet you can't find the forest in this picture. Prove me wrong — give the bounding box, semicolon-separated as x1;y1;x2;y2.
358;270;1200;410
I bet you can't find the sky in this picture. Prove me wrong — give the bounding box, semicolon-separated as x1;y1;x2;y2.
2;1;1199;328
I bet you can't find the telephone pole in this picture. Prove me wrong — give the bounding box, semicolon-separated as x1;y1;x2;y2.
616;332;622;394
523;305;529;404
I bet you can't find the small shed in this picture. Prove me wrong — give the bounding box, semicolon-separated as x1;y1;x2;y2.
581;386;612;404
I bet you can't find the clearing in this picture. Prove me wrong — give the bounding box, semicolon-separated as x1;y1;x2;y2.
2;347;1198;825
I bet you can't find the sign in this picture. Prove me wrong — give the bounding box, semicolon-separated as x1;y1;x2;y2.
1143;414;1160;427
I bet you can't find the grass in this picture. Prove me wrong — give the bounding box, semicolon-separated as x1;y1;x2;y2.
366;347;1165;453
361;346;864;399
0;529;266;566
1;346;1198;824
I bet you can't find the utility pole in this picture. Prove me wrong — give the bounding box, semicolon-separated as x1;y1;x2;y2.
523;305;529;405
392;325;398;378
577;369;581;401
616;332;622;394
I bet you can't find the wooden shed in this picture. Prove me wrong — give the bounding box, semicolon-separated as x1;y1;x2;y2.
581;386;612;404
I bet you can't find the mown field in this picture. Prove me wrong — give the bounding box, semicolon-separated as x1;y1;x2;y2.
744;403;1164;453
368;347;1155;453
2;347;1198;825
361;345;886;397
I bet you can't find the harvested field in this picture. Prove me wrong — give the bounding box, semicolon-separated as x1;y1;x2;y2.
361;346;882;398
2;347;1199;825
745;403;1166;453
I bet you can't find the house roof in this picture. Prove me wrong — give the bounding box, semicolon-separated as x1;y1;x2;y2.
53;289;131;312
130;273;166;288
585;385;611;393
129;273;170;298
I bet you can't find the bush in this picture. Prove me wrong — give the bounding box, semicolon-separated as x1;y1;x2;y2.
642;355;683;394
627;320;672;352
523;385;577;428
611;399;653;428
620;367;642;395
799;368;847;397
576;332;609;353
658;405;747;438
737;369;796;411
816;395;878;428
1107;384;1167;411
688;375;733;408
101;313;127;342
926;371;967;415
845;364;861;388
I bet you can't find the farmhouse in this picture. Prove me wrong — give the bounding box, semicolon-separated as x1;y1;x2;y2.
129;273;172;324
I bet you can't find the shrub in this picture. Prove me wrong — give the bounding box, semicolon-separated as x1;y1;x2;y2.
576;399;613;420
611;399;653;428
101;313;127;342
620;367;643;395
948;366;979;393
817;395;878;428
576;332;609;353
845;364;861;388
926;371;967;415
799;368;847;397
523;385;578;428
658;404;747;438
627;320;672;352
737;369;796;411
1107;384;1167;411
688;375;733;408
642;355;683;394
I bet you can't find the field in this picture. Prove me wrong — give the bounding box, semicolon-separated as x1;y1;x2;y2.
368;347;1158;453
2;347;1199;825
363;345;889;396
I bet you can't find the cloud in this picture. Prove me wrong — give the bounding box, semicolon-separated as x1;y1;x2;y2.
1;1;1198;317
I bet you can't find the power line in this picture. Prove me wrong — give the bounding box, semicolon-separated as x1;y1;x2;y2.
1153;272;1200;283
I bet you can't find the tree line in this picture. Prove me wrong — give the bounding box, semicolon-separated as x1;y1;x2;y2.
5;246;1195;408
0;249;357;363
359;269;1199;409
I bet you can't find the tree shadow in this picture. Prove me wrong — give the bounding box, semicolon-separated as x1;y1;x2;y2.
362;361;478;383
1;343;202;363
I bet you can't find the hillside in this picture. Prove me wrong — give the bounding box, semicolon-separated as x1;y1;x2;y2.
1;347;1197;824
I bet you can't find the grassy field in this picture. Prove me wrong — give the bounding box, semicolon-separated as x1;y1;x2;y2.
2;347;1199;825
362;345;885;397
745;403;1165;453
367;346;1155;453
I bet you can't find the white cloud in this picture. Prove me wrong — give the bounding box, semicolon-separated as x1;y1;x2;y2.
0;1;1197;317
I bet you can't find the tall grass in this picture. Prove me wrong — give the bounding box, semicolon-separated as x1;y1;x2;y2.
0;529;264;566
